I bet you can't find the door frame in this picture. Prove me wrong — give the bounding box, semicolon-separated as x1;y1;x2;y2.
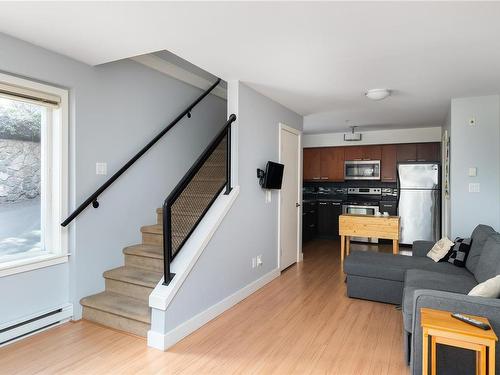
277;122;303;271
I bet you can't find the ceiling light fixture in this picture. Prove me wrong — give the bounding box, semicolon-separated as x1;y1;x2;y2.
365;88;391;101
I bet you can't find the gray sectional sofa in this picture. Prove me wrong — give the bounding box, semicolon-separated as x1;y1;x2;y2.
343;224;500;375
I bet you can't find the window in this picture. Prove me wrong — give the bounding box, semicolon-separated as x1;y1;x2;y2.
0;73;68;276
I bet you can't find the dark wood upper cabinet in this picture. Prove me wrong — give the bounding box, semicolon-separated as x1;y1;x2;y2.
320;147;344;181
362;145;382;160
344;146;363;161
303;148;321;180
381;144;397;182
416;143;441;162
396;144;417;162
344;145;381;161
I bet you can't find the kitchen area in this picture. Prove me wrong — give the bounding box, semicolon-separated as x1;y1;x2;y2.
302;142;441;247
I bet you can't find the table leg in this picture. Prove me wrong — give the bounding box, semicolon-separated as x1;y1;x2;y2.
393;239;399;255
346;236;350;256
431;336;437;375
340;235;345;267
423;329;429;375
488;342;495;375
476;346;486;375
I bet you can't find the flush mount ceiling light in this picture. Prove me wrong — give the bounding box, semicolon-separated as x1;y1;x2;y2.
365;88;391;101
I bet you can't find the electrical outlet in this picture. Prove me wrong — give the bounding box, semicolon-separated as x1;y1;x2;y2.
96;162;107;175
252;257;257;268
265;190;272;203
469;183;480;193
256;255;263;267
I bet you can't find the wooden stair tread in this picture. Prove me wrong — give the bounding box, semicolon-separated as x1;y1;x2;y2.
123;244;163;259
103;266;162;288
80;292;150;324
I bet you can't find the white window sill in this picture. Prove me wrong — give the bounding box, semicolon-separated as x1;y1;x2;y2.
0;253;69;278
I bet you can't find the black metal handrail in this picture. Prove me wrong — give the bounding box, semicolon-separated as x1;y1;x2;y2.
163;113;236;285
61;78;222;227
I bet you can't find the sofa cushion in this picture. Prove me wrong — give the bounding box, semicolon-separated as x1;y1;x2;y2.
402;269;477;332
466;225;497;274
474;234;500;283
344;251;471;283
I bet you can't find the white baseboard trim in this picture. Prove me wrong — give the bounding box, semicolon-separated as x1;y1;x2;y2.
147;267;280;351
0;303;73;347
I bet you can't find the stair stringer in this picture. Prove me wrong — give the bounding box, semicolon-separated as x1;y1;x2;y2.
147;187;239;344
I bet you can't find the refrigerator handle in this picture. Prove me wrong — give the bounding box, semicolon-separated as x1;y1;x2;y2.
396;164;401;210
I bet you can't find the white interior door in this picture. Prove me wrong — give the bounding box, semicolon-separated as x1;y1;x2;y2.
279;125;300;270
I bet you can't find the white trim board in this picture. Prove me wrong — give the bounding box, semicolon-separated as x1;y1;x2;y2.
132;54;227;100
149;186;240;311
148;267;280;351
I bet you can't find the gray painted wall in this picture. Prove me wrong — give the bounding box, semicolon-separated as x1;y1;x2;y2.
162;82;303;331
0;32;226;324
449;95;500;237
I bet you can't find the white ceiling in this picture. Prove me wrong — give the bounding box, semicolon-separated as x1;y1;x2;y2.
1;2;500;133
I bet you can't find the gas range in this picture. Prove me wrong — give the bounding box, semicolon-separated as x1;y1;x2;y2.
345;187;381;206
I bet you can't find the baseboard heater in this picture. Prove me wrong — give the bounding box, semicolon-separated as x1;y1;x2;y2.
0;303;73;346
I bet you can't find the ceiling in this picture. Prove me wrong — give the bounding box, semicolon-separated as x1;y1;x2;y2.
1;2;500;133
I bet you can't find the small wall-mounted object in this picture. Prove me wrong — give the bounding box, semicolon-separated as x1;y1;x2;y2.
257;161;284;189
468;167;477;177
468;116;476;127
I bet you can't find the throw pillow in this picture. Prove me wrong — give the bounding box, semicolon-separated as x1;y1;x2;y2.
445;237;472;267
426;237;454;262
468;275;500;298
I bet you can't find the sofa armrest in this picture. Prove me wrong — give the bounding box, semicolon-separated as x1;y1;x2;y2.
411;290;500;375
411;240;434;257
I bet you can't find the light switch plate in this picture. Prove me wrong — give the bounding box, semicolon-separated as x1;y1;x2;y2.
469;183;480;193
96;162;107;175
468;167;477;177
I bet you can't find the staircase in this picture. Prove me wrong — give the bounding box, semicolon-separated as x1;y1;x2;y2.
80;139;228;337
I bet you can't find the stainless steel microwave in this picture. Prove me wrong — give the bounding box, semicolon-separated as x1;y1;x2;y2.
344;160;381;180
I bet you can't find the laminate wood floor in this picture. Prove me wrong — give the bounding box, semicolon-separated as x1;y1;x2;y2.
0;239;409;374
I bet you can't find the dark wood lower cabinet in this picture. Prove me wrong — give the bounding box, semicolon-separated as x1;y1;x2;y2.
317;201;342;238
302;201;317;242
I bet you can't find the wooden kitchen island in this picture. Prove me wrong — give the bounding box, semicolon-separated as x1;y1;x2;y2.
339;214;400;265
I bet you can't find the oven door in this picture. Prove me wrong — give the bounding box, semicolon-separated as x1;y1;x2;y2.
344;160;381;180
342;205;379;243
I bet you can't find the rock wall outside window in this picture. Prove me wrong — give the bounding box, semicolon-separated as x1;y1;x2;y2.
0;139;41;203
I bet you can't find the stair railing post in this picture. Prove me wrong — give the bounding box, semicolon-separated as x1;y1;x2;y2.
225;124;232;195
162;203;175;285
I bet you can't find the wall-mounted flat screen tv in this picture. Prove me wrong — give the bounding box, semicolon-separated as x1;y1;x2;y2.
262;161;284;189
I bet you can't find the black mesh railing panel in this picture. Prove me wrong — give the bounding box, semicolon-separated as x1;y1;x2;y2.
169;135;227;256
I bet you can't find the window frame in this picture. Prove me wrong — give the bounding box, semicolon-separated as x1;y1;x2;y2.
0;72;69;277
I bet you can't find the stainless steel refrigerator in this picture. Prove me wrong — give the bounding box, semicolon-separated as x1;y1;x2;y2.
397;163;441;245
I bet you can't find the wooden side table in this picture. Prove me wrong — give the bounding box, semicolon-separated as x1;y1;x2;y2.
421;308;498;375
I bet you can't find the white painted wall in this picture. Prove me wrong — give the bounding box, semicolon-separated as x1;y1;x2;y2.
155;82;302;337
302;126;441;148
449;95;500;237
0;32;226;325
